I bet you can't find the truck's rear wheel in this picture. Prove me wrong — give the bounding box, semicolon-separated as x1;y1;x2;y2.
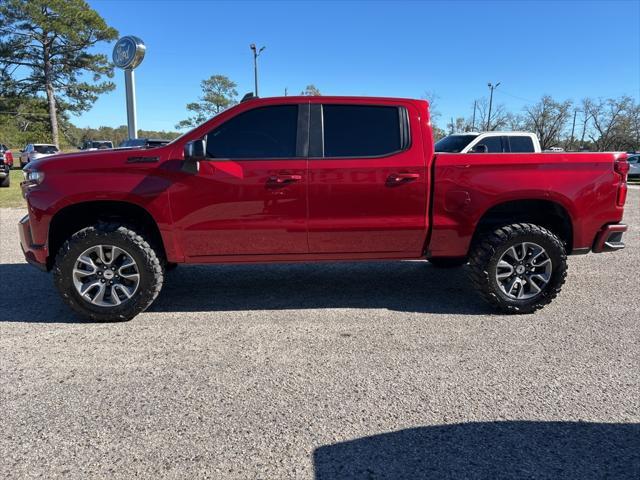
53;223;164;321
468;223;567;314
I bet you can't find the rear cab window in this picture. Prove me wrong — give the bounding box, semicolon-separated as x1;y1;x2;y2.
34;145;58;154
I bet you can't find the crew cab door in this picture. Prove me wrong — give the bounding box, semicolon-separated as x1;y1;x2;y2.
170;103;309;258
307;102;427;254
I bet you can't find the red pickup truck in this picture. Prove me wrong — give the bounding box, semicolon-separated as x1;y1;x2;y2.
19;96;629;321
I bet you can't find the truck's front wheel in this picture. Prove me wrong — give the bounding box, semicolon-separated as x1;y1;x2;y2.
53;223;164;321
468;223;567;314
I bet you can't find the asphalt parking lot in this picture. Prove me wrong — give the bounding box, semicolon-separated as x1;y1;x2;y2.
1;189;638;479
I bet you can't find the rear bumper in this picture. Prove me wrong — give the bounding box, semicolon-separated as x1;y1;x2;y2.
18;214;48;271
592;223;627;253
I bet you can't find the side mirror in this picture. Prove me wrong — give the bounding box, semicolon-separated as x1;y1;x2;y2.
471;144;488;153
184;139;206;162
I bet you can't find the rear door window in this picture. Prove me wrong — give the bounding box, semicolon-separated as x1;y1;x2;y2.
322;105;403;157
508;136;535;152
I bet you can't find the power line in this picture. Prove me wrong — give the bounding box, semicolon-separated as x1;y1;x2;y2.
497;90;537;104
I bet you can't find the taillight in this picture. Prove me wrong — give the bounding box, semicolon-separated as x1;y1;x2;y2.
614;157;628;207
614;158;630;176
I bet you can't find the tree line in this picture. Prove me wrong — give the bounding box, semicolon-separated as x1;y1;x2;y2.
430;93;640;151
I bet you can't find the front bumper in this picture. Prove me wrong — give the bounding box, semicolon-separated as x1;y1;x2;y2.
592;223;627;253
18;214;48;271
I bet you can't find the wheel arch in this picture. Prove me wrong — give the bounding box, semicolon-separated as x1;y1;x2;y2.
471;199;574;254
48;200;167;270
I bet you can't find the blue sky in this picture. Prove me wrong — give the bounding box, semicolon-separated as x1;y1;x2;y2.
82;0;640;132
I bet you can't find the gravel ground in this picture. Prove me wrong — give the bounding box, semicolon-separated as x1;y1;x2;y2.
1;190;639;479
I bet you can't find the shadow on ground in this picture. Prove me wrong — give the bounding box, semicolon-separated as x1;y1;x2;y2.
313;421;640;479
0;261;492;323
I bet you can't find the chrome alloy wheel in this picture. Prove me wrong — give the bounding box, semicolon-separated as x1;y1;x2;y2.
72;245;140;307
495;242;552;300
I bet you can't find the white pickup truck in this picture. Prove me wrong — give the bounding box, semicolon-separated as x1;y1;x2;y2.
435;131;541;153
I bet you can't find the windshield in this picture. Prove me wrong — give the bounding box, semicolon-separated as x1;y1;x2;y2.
34;145;58;154
92;141;113;149
435;134;478;153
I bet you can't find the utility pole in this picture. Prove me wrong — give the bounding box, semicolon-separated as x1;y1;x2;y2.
249;43;266;97
487;82;500;131
471;100;477;131
580;110;589;150
569;109;579;151
450;117;454;134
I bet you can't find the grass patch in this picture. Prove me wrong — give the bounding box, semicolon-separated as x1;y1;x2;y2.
0;170;26;208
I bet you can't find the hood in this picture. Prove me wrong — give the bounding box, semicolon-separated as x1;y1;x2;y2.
28;145;173;172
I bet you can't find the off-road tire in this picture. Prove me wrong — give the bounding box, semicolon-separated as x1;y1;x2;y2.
428;257;467;268
0;174;9;188
468;223;567;314
53;223;164;321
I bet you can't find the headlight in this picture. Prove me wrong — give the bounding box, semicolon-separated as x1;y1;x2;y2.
23;170;45;186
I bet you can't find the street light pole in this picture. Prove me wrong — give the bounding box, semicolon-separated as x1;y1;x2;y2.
471;100;477;131
249;43;266;97
487;82;500;131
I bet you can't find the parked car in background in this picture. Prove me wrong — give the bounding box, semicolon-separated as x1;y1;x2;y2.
20;143;59;168
435;132;541;153
628;154;640;178
80;140;113;150
0;145;11;187
119;138;171;148
1;144;14;167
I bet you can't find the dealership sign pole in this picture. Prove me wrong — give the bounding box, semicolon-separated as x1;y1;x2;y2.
112;36;146;139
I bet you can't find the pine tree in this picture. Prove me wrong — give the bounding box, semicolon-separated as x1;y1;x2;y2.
0;0;118;146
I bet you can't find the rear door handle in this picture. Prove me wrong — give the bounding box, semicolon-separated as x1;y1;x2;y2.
268;174;302;184
387;173;420;183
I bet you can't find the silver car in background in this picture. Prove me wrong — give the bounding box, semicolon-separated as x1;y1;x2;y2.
627;154;640;179
19;143;59;168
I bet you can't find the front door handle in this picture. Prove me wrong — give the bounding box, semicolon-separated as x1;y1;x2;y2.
268;174;302;184
387;173;420;184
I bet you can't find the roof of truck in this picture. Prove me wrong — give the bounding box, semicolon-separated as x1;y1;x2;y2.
446;131;536;136
242;95;426;104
